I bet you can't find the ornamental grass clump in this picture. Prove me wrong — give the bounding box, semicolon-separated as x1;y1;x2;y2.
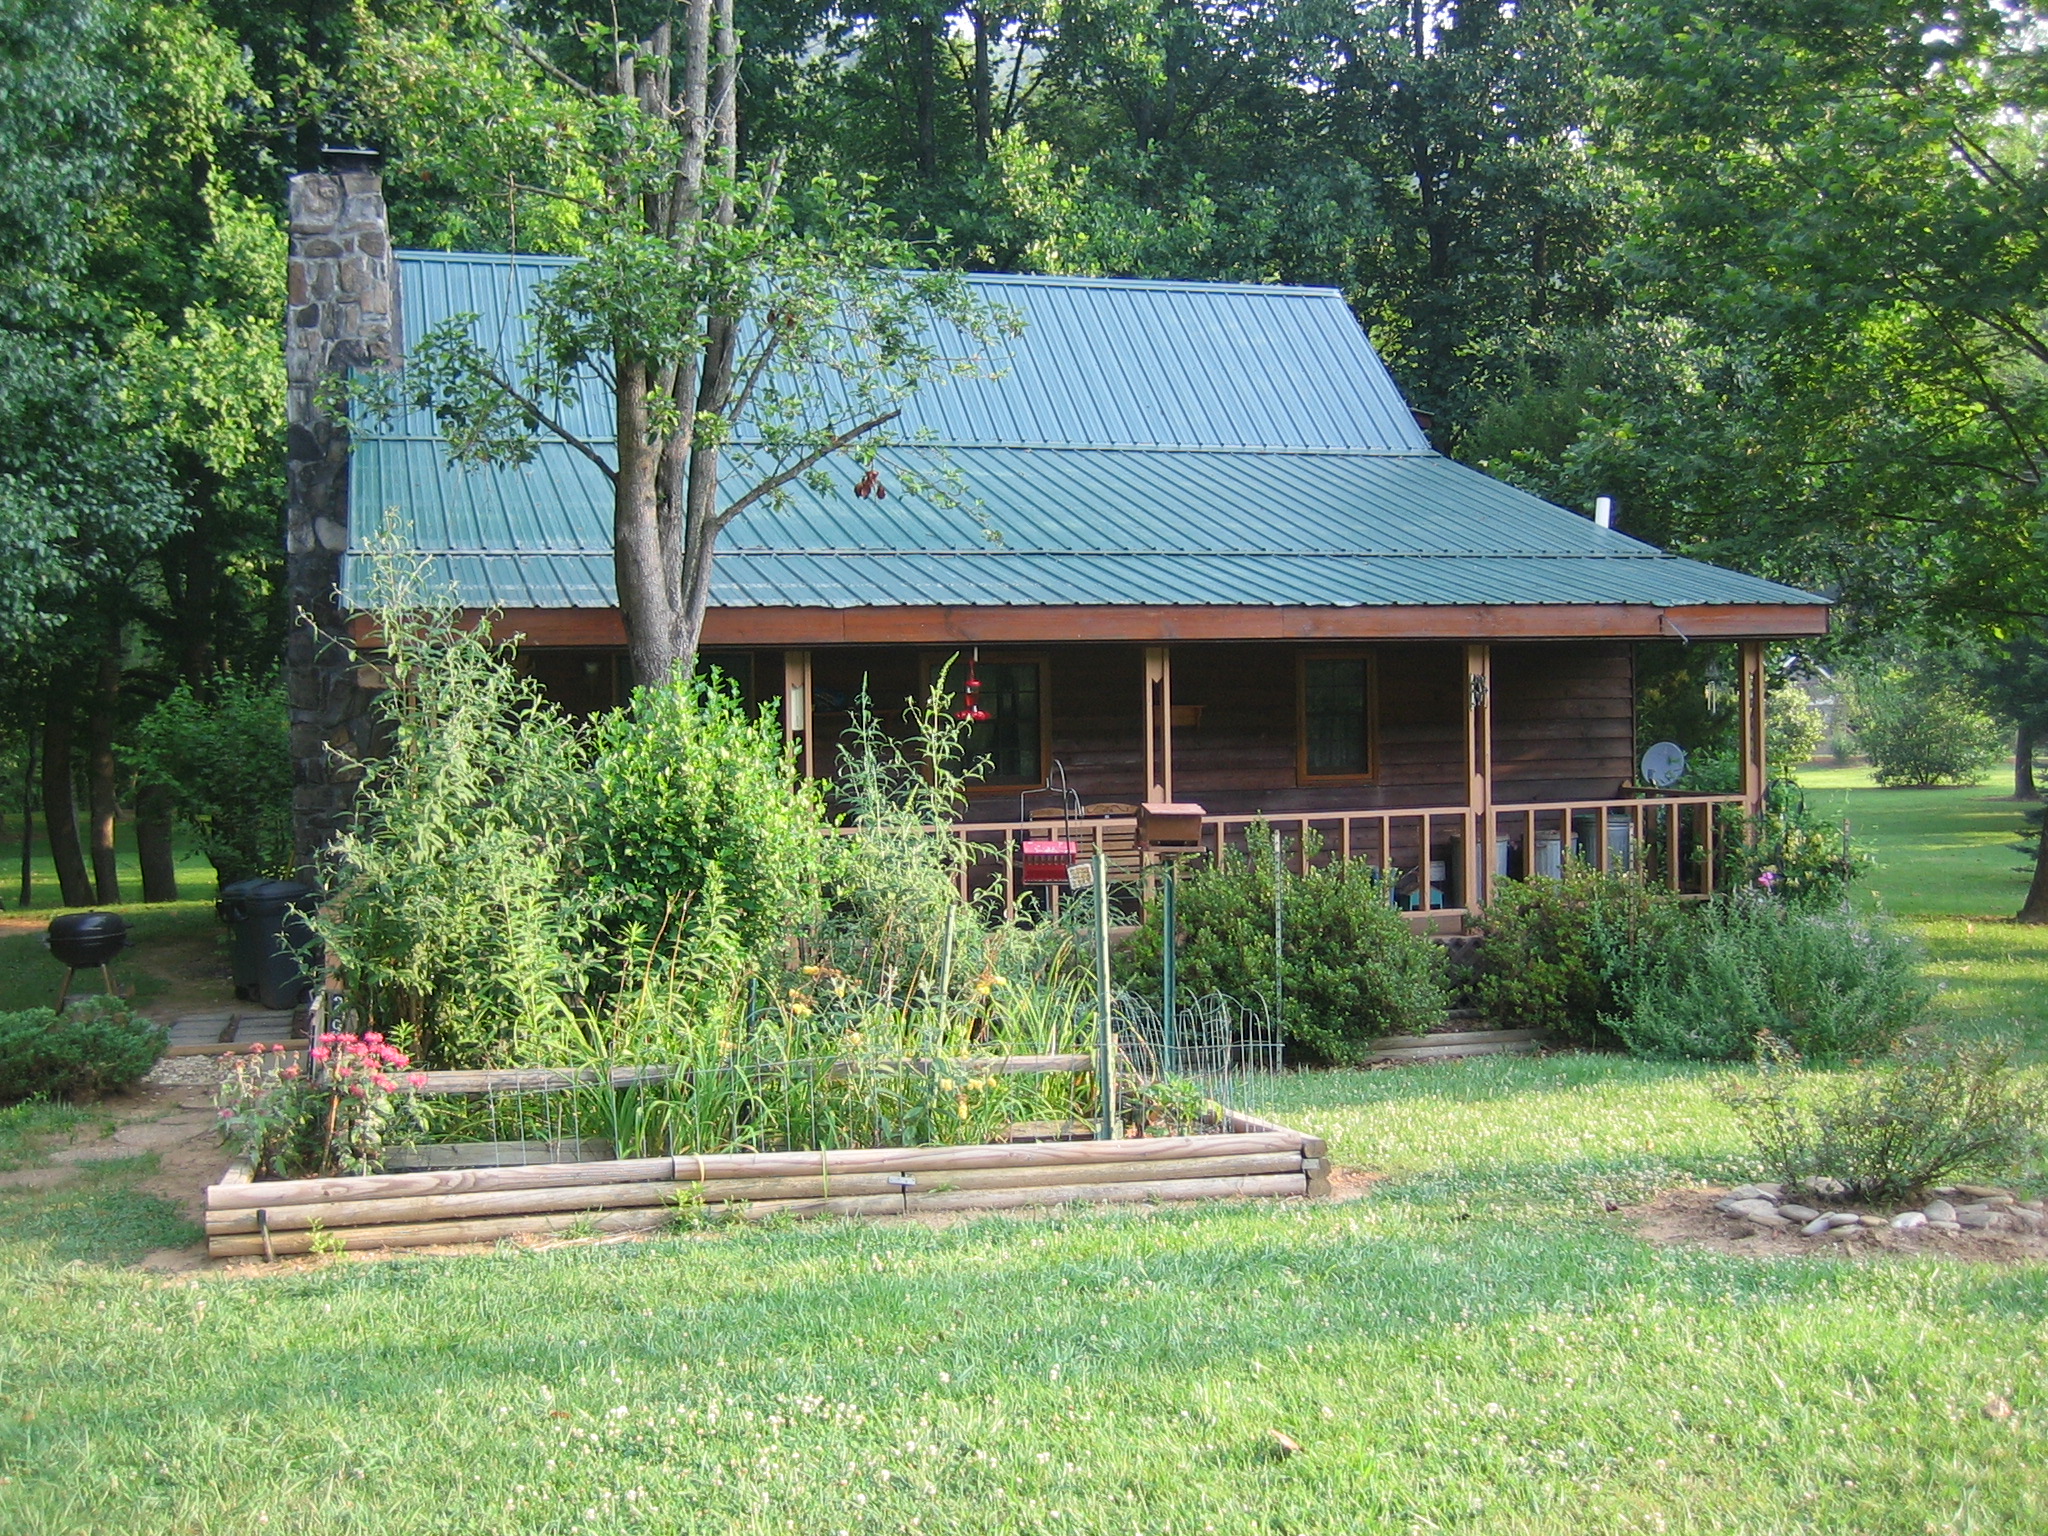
1610;894;1930;1062
1720;1034;2048;1202
217;1034;429;1180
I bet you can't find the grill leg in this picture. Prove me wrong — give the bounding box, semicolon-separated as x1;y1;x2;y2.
56;968;76;1011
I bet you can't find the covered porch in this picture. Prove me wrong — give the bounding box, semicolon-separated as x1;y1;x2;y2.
512;620;1778;920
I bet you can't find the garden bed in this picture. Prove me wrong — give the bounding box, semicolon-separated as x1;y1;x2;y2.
203;1112;1328;1258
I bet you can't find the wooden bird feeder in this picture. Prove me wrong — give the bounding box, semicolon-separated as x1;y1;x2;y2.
1138;801;1206;852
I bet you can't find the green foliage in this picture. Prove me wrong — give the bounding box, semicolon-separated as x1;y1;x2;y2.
0;998;165;1103
129;673;293;882
316;563;593;1069
1721;1035;2048;1202
1117;835;1450;1066
1614;895;1931;1063
1730;783;1872;907
1768;686;1825;772
1473;866;1684;1044
1848;667;2008;788
586;673;830;972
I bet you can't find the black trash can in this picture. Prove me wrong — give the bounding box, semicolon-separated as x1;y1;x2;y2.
215;878;265;1000
242;880;320;1011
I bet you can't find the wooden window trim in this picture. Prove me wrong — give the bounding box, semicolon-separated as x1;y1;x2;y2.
920;650;1053;796
1296;649;1379;785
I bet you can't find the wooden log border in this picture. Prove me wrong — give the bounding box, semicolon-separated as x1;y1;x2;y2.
204;1127;1328;1258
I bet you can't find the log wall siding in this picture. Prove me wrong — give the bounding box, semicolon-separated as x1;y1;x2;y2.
538;640;1637;816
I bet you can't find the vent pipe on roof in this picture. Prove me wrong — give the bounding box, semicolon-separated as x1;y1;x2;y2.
1593;495;1613;530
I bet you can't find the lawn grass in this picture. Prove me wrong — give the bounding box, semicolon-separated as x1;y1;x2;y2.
0;899;226;1017
0;782;2042;1532
0;814;218;913
1796;767;2048;1055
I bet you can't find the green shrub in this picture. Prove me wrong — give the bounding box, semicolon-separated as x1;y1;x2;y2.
1849;668;2007;786
1720;1036;2048;1201
1117;834;1449;1066
1473;865;1683;1044
316;563;595;1069
1729;784;1871;906
0;999;167;1102
586;672;830;966
1612;894;1930;1061
130;673;295;882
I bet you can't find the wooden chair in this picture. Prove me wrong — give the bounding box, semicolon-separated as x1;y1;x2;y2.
1075;803;1146;879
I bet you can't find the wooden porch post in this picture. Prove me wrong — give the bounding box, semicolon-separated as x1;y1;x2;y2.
1143;646;1173;802
1739;639;1767;817
1464;644;1493;909
782;649;814;779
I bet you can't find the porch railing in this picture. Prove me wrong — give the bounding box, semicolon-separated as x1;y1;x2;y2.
931;793;1745;921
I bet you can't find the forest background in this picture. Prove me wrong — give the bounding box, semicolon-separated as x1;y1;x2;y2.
2;0;2044;908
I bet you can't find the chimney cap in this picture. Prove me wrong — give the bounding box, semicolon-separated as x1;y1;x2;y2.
321;145;382;173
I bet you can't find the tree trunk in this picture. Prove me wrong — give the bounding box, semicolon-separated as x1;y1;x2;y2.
2017;724;2038;800
909;7;939;178
16;728;33;908
87;649;122;904
2021;813;2048;923
136;782;180;902
40;713;91;907
970;8;992;158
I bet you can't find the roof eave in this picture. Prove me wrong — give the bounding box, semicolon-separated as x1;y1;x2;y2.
368;601;1827;648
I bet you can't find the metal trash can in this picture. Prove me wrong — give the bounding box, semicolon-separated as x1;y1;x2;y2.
241;880;320;1011
215;878;265;1000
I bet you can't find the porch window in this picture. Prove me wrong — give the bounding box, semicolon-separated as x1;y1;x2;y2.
927;656;1046;788
1298;653;1375;781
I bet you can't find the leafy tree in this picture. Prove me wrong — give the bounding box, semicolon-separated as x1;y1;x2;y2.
130;675;294;883
351;0;1015;686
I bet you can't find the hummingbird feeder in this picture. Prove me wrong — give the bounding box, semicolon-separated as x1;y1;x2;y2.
955;650;991;724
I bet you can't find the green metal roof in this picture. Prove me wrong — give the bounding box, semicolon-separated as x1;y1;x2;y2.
345;252;1825;617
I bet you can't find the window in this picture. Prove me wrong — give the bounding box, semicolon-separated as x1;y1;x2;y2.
1298;654;1375;781
927;656;1046;788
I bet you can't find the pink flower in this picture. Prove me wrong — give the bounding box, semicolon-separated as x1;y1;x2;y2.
1757;870;1779;889
310;1045;329;1062
364;1032;383;1046
247;1043;265;1054
407;1073;427;1089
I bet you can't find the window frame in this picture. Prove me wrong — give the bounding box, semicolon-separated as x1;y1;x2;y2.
1295;649;1379;785
920;651;1052;796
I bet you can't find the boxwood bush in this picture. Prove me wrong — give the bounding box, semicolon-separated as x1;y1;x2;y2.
0;999;168;1102
1116;835;1449;1066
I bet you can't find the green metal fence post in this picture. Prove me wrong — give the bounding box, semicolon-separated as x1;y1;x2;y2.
1161;858;1178;1077
1094;848;1117;1140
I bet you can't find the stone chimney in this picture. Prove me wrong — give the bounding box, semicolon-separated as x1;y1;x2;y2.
284;165;398;873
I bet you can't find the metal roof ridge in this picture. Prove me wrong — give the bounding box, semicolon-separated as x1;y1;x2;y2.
356;433;1440;456
417;545;1684;562
392;249;1345;298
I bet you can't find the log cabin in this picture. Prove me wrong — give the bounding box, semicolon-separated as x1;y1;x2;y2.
285;169;1826;918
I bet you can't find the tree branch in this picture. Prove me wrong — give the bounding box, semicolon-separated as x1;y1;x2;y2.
495;21;604;99
468;354;619;485
713;409;901;527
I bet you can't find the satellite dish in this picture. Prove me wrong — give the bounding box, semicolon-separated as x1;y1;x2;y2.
1641;742;1688;790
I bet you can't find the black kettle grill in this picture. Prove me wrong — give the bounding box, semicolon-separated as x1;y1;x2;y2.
43;912;130;1009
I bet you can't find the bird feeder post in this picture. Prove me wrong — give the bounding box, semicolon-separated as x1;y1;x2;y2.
1161;859;1178;1078
1092;848;1117;1141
